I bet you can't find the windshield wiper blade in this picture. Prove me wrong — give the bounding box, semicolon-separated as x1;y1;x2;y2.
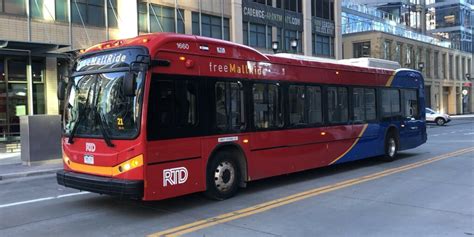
93;84;114;148
68;85;92;144
96;112;115;147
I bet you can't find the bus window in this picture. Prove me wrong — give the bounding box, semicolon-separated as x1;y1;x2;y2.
327;87;348;124
353;88;376;122
403;89;419;119
253;83;283;129
214;81;245;132
147;76;199;140
365;88;376;120
353;88;365;122
381;89;400;119
307;86;322;124
289;85;306;126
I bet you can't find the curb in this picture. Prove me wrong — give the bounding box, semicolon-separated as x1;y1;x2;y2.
0;168;62;181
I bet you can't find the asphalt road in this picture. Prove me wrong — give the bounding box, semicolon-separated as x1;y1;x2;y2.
1;118;473;237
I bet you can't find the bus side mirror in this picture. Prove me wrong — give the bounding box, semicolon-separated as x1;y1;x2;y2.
122;72;136;97
57;79;67;100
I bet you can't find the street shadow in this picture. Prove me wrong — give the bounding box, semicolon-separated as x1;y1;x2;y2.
71;152;419;218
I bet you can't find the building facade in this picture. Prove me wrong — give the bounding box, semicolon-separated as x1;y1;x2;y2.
342;1;474;115
0;0;339;141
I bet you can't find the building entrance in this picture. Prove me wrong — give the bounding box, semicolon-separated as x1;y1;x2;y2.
0;56;45;141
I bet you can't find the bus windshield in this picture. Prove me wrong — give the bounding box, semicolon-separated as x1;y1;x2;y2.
63;48;147;141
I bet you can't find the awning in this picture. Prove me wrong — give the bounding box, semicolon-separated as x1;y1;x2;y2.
0;40;70;57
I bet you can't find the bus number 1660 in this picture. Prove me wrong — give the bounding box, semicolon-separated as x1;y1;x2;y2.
176;43;189;50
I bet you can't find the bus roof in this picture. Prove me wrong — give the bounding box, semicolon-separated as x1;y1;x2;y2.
82;33;414;77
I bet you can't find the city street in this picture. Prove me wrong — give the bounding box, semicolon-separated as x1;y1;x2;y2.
0;117;473;237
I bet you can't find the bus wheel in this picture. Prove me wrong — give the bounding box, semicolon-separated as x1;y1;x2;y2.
205;151;240;200
381;133;398;162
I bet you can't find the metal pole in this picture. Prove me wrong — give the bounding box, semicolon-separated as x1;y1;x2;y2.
27;53;34;115
221;0;224;39
68;0;72;49
199;0;202;35
175;0;178;33
26;0;31;41
105;0;109;40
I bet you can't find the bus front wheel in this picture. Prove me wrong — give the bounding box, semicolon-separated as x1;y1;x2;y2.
205;151;241;200
381;133;398;162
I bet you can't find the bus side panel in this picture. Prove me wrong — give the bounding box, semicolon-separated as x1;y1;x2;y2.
248;128;329;181
143;158;205;200
144;138;204;200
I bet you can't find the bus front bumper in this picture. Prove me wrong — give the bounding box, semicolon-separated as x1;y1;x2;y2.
57;170;143;199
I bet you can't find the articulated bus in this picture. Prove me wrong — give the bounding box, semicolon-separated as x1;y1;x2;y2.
57;33;427;201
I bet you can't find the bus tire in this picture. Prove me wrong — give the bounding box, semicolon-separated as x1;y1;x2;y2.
381;132;398;162
205;151;241;200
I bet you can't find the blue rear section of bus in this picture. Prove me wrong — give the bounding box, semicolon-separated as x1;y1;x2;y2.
334;70;427;164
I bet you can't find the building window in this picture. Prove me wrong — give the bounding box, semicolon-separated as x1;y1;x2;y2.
253;0;272;6
192;12;230;40
313;34;333;57
147;4;184;33
2;0;26;15
449;55;453;79
434;51;439;78
442;53;446;79
461;57;466;80
425;50;431;77
285;0;302;13
243;22;272;50
107;0;118;28
405;45;413;68
353;42;370;58
55;0;68;22
383;40;391;60
394;43;401;64
312;0;333;20
279;29;303;53
138;1;148;32
71;0;105;27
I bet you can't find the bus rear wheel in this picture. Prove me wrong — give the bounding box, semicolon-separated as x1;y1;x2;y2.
381;133;398;162
205;151;240;200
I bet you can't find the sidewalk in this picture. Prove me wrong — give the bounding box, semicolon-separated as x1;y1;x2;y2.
0;152;62;181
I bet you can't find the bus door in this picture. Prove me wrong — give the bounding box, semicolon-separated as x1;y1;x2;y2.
400;89;423;148
144;74;206;200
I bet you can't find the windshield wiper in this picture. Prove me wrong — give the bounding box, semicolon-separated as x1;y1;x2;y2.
68;84;92;144
93;83;115;147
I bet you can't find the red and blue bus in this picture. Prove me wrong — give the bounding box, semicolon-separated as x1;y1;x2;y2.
57;33;426;201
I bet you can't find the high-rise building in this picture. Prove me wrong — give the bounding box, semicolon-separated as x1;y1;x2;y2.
342;0;473;114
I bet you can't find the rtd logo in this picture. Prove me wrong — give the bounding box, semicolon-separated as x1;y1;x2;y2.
163;167;188;187
85;143;96;152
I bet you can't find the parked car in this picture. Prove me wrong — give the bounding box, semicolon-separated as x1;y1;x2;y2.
426;108;451;126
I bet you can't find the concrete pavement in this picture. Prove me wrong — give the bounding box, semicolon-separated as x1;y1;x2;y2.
0;152;62;181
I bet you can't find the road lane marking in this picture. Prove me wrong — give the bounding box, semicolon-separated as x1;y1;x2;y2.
0;192;90;209
149;147;474;237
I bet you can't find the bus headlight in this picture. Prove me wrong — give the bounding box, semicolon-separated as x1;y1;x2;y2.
117;155;143;173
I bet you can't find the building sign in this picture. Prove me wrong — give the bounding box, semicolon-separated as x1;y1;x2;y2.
312;17;335;36
242;0;303;31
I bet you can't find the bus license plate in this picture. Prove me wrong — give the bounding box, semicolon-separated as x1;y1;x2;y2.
84;155;94;165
